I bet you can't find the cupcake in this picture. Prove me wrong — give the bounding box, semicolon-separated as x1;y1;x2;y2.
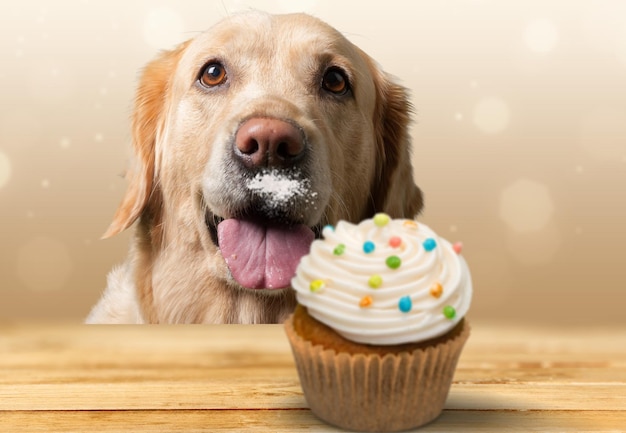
284;213;472;432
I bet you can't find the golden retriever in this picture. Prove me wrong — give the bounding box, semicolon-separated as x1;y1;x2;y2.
86;11;422;324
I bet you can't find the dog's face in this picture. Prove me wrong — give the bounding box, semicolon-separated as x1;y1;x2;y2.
103;12;422;295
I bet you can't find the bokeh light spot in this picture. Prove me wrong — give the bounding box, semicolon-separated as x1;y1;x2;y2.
580;109;626;161
524;18;559;53
143;7;185;49
277;0;318;13
28;61;75;104
17;237;73;292
0;110;43;148
0;151;11;189
500;178;554;232
581;1;626;55
473;97;511;134
617;27;626;68
506;222;561;266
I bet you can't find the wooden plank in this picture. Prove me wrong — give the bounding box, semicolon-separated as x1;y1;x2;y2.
2;364;624;385
447;383;626;411
2;323;625;356
1;381;625;412
1;323;625;414
1;410;625;433
2;324;625;366
2;324;625;372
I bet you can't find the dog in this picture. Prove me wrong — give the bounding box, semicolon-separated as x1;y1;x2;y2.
86;11;422;324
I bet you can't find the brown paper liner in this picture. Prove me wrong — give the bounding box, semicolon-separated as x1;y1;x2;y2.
285;315;470;432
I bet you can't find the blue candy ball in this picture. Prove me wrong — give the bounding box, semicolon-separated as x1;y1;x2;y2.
423;238;437;252
398;296;412;313
363;241;375;254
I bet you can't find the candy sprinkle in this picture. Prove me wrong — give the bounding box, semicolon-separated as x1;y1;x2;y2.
423;238;437;252
389;236;402;248
386;255;402;269
373;213;391;227
443;305;456;319
430;282;443;298
403;220;418;229
310;279;326;293
452;242;463;254
363;241;375;254
368;275;383;288
359;295;373;308
322;225;334;238
333;244;346;256
398;296;412;313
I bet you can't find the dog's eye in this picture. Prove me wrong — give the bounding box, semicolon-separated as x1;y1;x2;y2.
322;67;350;95
200;62;227;87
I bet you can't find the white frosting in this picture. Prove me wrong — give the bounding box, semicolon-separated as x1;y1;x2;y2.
292;216;472;345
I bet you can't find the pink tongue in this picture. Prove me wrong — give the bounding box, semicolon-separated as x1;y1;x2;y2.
217;219;314;289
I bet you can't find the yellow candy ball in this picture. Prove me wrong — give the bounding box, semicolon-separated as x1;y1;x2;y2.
310;279;325;292
373;213;390;227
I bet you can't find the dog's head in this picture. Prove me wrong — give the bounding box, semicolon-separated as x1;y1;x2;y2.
103;12;422;292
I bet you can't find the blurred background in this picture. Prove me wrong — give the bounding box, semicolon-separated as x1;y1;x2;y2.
0;0;624;324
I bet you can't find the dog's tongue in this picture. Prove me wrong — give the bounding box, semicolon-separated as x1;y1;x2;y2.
217;219;314;289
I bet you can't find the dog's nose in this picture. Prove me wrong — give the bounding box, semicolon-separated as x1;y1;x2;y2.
234;118;305;168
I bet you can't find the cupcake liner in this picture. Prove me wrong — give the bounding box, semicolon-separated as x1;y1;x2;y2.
285;316;470;432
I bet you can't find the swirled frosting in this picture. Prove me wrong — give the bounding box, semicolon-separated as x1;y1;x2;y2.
292;214;472;345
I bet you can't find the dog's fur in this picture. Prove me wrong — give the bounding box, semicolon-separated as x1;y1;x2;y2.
87;12;422;324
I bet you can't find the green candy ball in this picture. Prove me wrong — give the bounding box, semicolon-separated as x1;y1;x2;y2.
443;305;456;319
386;255;401;269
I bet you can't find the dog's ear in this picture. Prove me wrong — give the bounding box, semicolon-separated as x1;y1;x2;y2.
368;59;423;219
102;41;190;239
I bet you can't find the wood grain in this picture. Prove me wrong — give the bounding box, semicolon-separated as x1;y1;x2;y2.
2;410;626;433
1;323;625;431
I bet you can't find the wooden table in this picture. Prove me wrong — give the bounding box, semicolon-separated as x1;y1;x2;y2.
1;323;625;432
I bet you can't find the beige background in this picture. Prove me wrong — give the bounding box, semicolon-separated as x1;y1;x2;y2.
1;0;624;324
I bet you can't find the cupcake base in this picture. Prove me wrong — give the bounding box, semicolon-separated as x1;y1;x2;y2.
284;306;470;432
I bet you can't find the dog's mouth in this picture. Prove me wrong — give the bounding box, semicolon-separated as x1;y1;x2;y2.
203;166;327;291
205;212;323;291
